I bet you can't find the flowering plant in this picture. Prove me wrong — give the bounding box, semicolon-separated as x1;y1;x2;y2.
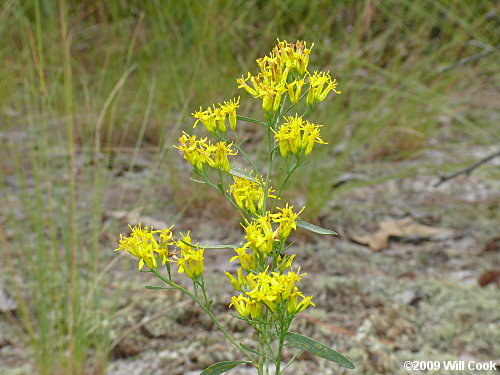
115;40;354;374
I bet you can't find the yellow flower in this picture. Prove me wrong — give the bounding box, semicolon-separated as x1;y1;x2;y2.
229;295;263;319
224;268;247;292
173;132;215;170
192;107;217;133
230;245;257;272
192;97;240;133
300;120;327;155
229;267;314;319
115;224;158;270
213;141;237;173
243;214;276;255
157;226;175;265
237;40;312;113
271;204;304;240
296;295;315;312
287;78;305;104
229;295;251;318
274;115;327;157
229;174;274;214
176;232;204;279
276;254;296;273
220;97;240;131
115;224;175;270
306;71;341;106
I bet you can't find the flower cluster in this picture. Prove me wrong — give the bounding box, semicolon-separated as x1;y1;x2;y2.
274;114;327;157
175;232;205;279
228;266;315;320
229;174;274;215
174;132;236;172
306;71;341;106
115;226;204;280
115;224;174;270
237;40;339;113
192;97;240;134
230;204;303;269
271;203;304;240
116;39;350;374
236;41;311;113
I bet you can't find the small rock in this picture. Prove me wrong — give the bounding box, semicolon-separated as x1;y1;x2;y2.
0;289;17;313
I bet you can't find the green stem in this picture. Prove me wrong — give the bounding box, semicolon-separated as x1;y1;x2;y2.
258;328;265;375
232;142;260;176
271;162;301;212
152;269;256;365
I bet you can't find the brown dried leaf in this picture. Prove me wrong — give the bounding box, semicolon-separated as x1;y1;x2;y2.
478;271;500;287
351;218;455;251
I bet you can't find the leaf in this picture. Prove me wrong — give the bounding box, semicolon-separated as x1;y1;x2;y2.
350;218;455;251
240;343;274;360
145;286;174;290
229;165;259;183
179;239;240;250
296;219;337;235
190;177;207;184
236;115;268;127
205;244;241;249
200;360;251;375
285;332;355;369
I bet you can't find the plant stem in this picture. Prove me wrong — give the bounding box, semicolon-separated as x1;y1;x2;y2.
272;162;301;212
151;269;256;365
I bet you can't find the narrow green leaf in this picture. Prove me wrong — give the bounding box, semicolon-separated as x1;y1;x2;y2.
285;332;354;369
190;177;207;184
206;244;241;249
179;239;240;250
229;165;259;183
145;286;174;290
236;115;268;127
296;219;337;235
200;360;251;375
240;343;273;360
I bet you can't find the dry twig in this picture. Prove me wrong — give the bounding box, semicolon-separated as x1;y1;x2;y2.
434;150;500;187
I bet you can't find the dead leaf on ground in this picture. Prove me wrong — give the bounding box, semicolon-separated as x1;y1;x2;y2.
478;271;500;287
483;237;500;253
350;218;455;251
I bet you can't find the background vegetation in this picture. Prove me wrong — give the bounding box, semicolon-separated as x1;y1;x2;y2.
0;1;498;374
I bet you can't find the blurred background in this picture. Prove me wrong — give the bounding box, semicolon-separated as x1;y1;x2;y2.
0;1;498;374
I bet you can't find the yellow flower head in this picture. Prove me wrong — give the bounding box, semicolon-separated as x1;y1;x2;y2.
224;267;247;292
176;232;204;279
220;97;240;131
214;141;237;173
192;97;240;133
237;40;312;113
229;267;314;319
287;78;305;104
243;214;276;255
192;107;217;133
173;132;215;170
157;226;175;265
306;70;341;106
274;115;327;157
271;204;304;240
230;245;257;272
115;224;175;270
229;173;274;214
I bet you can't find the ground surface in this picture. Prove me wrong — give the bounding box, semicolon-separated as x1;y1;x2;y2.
1;144;499;375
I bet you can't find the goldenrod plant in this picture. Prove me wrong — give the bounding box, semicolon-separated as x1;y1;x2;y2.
115;40;354;375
